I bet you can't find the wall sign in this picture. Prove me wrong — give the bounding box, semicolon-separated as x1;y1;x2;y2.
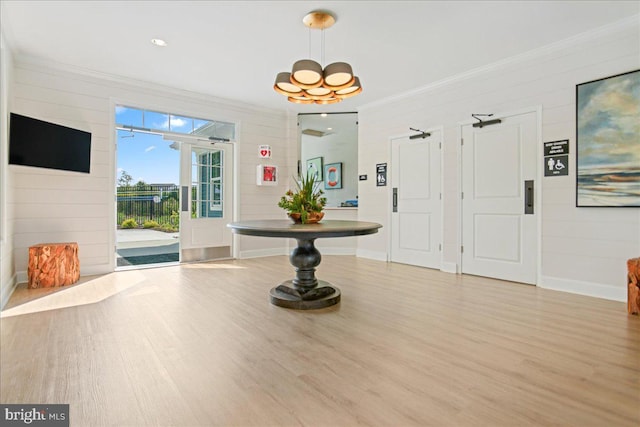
544;139;569;156
376;163;387;186
543;140;569;177
259;145;271;159
359;174;367;181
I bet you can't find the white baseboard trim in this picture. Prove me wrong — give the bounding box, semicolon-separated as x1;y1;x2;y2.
82;264;113;276
1;273;17;310
539;275;626;302
238;247;289;259
441;262;458;274
16;264;114;286
356;249;388;262
17;270;26;285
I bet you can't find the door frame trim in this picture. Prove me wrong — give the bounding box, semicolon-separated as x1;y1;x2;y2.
456;105;543;284
388;125;445;270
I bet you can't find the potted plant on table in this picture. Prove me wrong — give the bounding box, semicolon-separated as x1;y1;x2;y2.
278;171;327;224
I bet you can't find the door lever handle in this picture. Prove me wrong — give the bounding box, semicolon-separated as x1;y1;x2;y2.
392;187;398;213
524;180;534;214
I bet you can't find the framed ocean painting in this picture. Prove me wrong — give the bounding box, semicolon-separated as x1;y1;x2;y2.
576;69;640;207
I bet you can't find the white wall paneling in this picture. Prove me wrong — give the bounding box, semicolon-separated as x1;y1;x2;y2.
7;59;296;280
357;18;640;300
0;30;16;309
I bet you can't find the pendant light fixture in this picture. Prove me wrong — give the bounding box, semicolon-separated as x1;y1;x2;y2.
273;11;362;104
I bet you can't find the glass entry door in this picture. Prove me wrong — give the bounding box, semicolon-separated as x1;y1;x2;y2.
179;142;233;262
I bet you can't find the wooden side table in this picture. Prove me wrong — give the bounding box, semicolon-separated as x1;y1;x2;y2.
28;242;80;289
628;258;640;315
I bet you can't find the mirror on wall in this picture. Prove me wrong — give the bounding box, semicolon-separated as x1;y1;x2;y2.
298;112;358;208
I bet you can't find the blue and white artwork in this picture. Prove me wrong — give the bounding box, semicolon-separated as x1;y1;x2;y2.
577;69;640;207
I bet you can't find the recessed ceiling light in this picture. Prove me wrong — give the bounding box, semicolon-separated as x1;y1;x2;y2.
151;38;167;47
321;113;327;117
327;127;333;130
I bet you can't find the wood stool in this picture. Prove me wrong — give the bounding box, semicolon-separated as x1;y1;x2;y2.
628;258;640;315
28;242;80;289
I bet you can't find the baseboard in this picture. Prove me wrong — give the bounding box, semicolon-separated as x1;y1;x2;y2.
17;270;26;285
356;249;388;262
81;264;113;276
539;275;626;302
16;264;113;286
1;272;17;310
441;262;458;274
238;247;289;259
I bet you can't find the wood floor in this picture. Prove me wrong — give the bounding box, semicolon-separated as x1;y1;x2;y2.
1;256;639;426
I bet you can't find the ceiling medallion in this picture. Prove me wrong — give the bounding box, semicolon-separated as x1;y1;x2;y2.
273;11;362;104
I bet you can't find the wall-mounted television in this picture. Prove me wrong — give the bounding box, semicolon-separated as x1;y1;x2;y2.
9;113;91;174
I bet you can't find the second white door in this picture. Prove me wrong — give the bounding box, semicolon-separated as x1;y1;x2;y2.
461;110;538;284
391;130;442;269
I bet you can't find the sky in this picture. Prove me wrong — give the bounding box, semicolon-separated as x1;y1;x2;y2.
115;106;201;185
116;129;179;185
115;106;235;185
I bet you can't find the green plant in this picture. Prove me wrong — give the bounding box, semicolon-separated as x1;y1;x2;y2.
121;218;138;229
158;222;179;232
170;210;180;225
143;220;160;229
278;171;326;223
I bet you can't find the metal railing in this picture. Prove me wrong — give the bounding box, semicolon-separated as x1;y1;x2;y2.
117;184;180;229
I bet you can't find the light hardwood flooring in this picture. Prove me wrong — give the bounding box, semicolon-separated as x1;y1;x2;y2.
1;256;639;426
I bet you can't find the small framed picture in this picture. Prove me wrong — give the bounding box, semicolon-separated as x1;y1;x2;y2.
324;162;342;189
306;157;323;181
256;164;278;186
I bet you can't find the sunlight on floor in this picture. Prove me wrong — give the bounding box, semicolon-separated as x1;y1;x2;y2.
1;270;147;318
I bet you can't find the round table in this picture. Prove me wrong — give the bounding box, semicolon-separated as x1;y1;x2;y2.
227;220;382;310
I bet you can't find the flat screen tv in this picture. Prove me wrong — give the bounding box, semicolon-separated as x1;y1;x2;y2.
9;113;91;174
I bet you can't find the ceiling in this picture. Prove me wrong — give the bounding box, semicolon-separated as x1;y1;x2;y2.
1;1;638;113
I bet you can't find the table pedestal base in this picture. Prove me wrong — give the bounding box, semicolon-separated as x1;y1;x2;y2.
270;280;340;310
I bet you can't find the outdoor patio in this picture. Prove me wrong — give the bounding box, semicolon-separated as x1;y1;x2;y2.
116;229;179;267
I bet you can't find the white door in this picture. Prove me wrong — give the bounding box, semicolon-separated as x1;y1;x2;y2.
391;130;442;269
461;111;537;284
179;141;233;262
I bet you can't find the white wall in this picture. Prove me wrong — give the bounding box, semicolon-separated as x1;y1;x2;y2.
8;58;296;280
0;30;16;308
357;17;640;300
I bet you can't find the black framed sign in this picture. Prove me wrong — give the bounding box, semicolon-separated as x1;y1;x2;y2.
376;163;387;186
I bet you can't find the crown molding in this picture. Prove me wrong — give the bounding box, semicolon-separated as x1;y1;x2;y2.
359;14;639;111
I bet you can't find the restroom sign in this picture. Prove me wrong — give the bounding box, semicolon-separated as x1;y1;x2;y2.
259;145;271;158
545;155;569;176
544;139;569;177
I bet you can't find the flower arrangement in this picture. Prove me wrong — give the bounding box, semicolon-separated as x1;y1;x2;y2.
278;171;327;223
